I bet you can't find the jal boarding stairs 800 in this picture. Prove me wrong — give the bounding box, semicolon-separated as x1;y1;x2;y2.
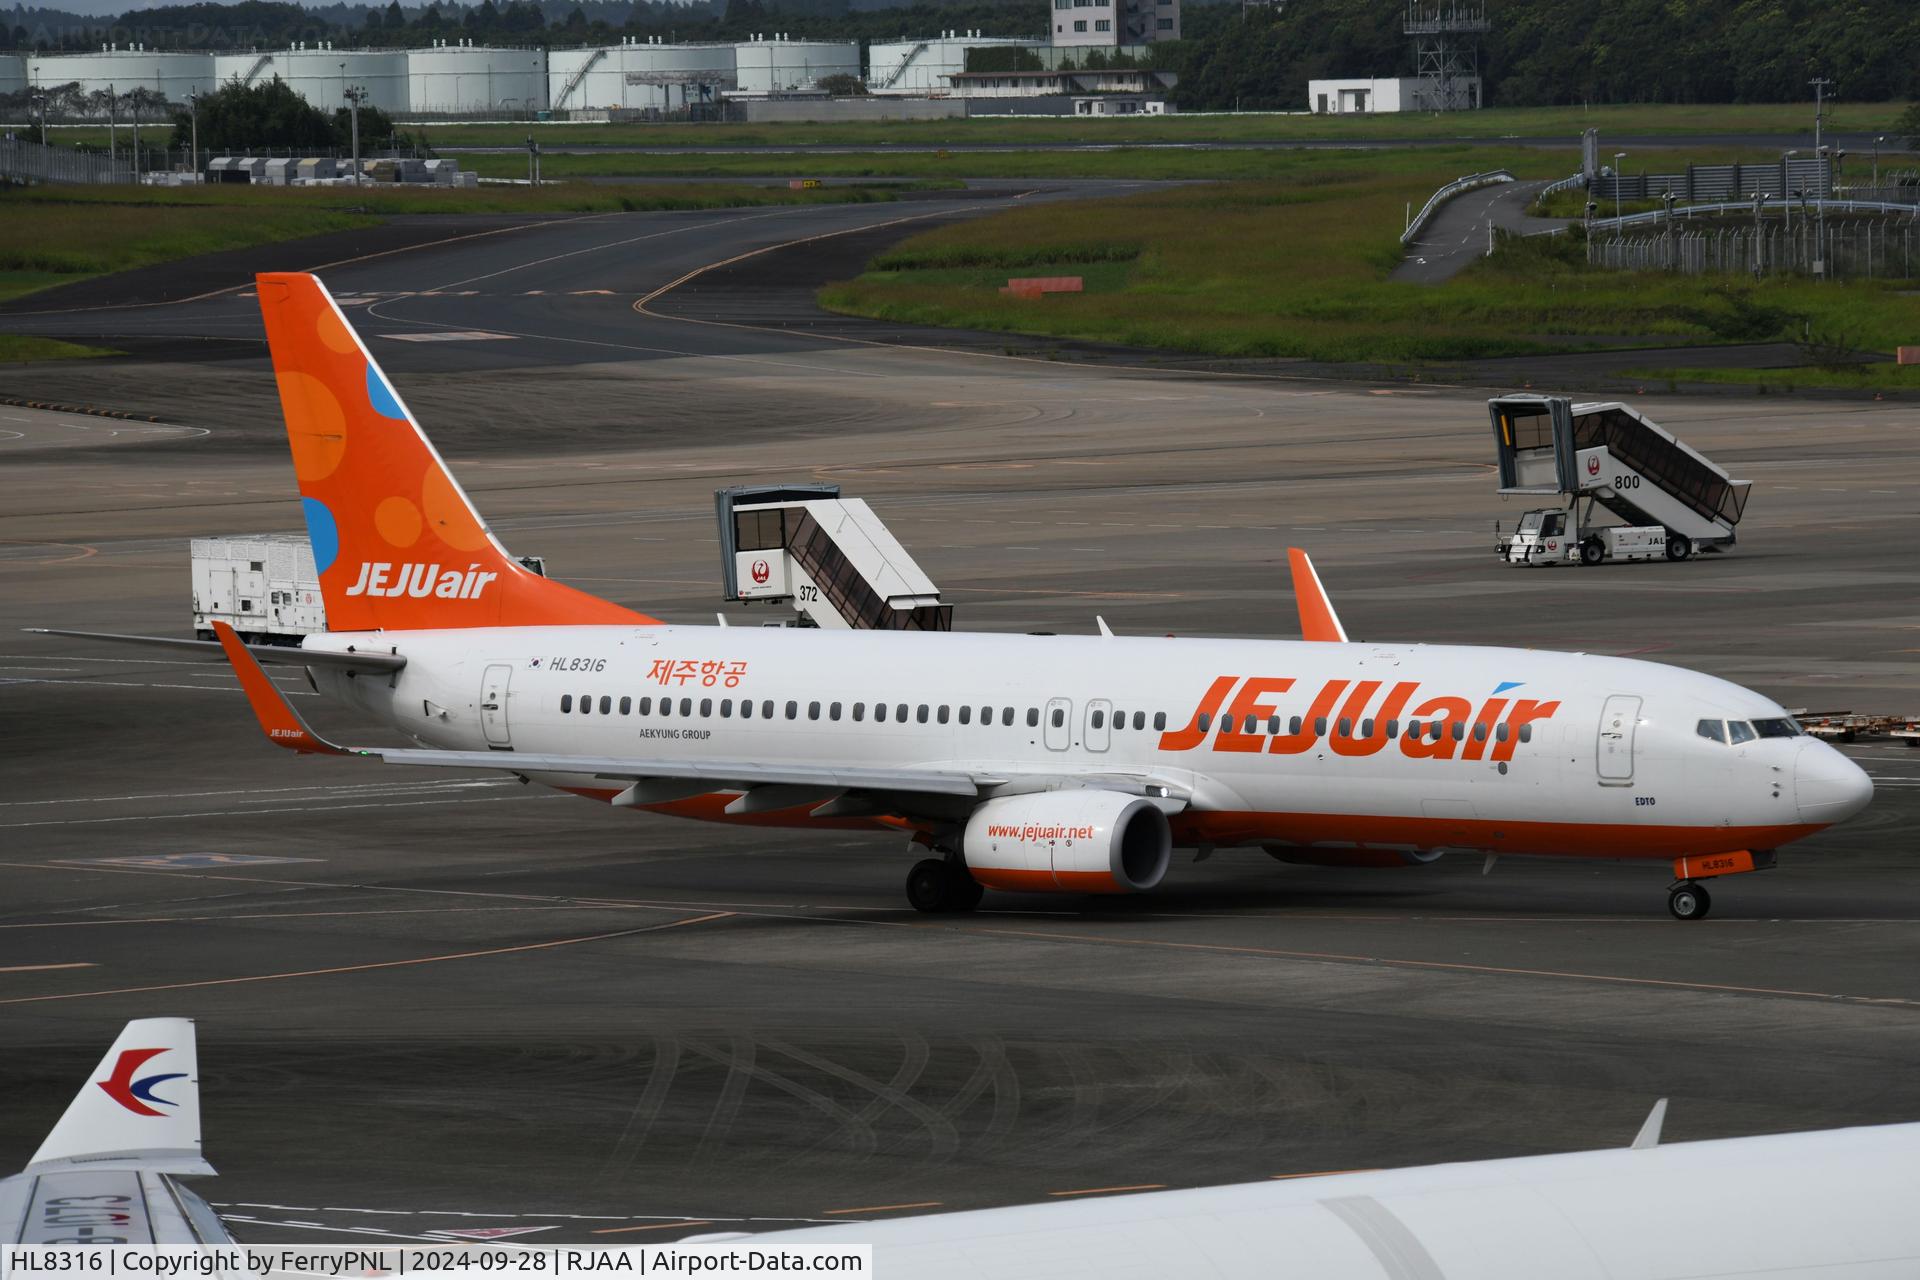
1489;396;1751;553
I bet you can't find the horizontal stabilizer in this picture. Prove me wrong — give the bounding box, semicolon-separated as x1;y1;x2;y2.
28;1019;211;1175
26;628;405;673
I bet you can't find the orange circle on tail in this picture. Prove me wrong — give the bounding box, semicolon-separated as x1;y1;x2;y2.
315;307;358;355
375;495;423;547
276;371;347;481
421;465;488;551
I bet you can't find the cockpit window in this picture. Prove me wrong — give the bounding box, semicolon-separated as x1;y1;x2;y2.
1752;718;1802;739
1727;720;1757;745
1696;719;1726;744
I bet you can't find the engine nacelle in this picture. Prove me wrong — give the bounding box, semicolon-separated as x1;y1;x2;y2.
962;791;1171;894
1265;845;1445;869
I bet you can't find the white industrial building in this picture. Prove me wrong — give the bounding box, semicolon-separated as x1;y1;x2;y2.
867;32;1037;96
1051;0;1180;48
549;38;735;113
17;47;217;103
1308;75;1481;113
407;41;547;114
212;46;409;114
731;36;858;95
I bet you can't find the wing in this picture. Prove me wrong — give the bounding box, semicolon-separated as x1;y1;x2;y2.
1287;547;1349;642
26;627;406;673
209;624;1190;812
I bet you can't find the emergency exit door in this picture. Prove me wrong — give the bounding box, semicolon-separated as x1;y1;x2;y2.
1597;694;1640;784
480;664;513;748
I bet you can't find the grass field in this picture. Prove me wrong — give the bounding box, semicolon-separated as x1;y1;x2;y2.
0;334;121;363
0;180;909;308
36;101;1917;154
819;148;1920;370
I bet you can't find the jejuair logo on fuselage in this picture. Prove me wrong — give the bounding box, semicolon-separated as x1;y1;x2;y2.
1159;675;1560;762
344;561;499;599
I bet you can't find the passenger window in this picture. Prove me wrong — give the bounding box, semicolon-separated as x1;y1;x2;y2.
853;703;865;722
1471;721;1487;741
1313;717;1327;736
619;696;632;715
1430;722;1444;741
959;706;972;725
720;699;732;717
786;701;798;720
1336;718;1351;738
1360;718;1374;738
600;696;612;715
1028;708;1040;727
639;696;652;714
580;694;592;715
830;702;842;721
917;704;930;724
761;700;774;719
1267;716;1281;735
1519;724;1533;743
660;699;672;717
560;694;572;713
1153;711;1166;731
1386;719;1399;738
1290;716;1303;735
808;701;820;720
1004;708;1016;727
1728;720;1757;745
699;698;712;717
1405;720;1420;739
740;699;752;719
1196;712;1212;732
1051;708;1066;728
1451;721;1466;741
875;703;888;723
981;706;992;724
679;698;692;716
1134;712;1146;731
897;704;908;722
1091;709;1105;729
1494;722;1509;742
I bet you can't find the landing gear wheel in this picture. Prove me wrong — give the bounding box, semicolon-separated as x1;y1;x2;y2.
906;858;982;913
1668;881;1711;921
1665;534;1693;562
1580;539;1605;566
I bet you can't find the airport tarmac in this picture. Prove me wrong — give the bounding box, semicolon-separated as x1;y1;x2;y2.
2;196;1918;1245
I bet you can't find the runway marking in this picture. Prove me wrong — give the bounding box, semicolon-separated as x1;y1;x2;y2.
960;926;1920;1008
382;331;516;343
1;791;561;829
0;675;318;698
593;1221;715;1234
0;906;603;931
1047;1184;1165;1197
1270;1168;1377;1180
0;962;94;973
822;1202;941;1216
0;779;511;808
0;912;732;1005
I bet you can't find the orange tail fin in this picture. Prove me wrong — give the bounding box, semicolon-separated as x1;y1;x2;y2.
256;272;654;632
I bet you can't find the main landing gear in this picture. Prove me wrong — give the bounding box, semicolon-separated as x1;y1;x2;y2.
1667;881;1712;921
906;857;984;914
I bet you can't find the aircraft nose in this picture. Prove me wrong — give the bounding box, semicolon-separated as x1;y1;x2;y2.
1795;741;1873;825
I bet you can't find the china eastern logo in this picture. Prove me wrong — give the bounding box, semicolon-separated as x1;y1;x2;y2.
345;562;498;599
1158;675;1559;763
97;1047;186;1117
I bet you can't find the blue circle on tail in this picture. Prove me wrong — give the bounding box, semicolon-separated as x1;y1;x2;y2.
302;497;339;575
365;363;407;421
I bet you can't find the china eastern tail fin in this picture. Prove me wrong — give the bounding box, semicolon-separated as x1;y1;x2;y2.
256;272;654;631
27;1018;212;1175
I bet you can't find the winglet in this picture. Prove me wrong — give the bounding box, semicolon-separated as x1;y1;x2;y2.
1631;1098;1668;1150
28;1018;213;1175
1287;548;1348;643
213;621;347;756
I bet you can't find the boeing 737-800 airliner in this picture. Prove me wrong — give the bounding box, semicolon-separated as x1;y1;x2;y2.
40;273;1873;919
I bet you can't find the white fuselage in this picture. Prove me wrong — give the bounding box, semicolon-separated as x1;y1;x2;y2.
742;1121;1920;1278
306;625;1869;863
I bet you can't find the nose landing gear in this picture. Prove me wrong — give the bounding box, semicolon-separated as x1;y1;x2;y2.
1667;881;1712;921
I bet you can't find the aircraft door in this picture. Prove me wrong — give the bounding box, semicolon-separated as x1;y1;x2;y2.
1597;694;1640;784
1085;699;1112;753
1044;697;1073;752
480;663;513;748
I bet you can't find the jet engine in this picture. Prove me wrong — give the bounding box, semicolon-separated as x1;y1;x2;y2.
962;791;1171;894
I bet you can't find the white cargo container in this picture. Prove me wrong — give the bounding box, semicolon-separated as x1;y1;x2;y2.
190;535;323;644
191;535;546;642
